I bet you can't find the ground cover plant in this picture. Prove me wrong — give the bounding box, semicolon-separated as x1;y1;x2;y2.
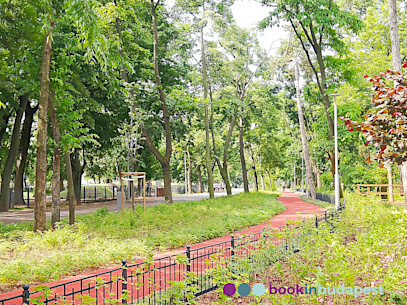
195;193;407;304
0;192;284;291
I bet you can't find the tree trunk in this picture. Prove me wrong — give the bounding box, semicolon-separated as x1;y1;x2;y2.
387;166;394;203
197;165;203;193
219;166;232;195
387;0;404;202
200;5;214;199
389;0;402;72
34;30;53;232
142;0;173;203
260;173;266;190
64;151;75;225
248;147;258;191
48;92;61;229
162;161;172;203
210;101;234;196
313;161;322;189
14;103;37;206
266;169;273;191
0;110;12;146
0;94;28;212
239;115;249;192
71;149;84;205
187;147;192;194
294;60;316;200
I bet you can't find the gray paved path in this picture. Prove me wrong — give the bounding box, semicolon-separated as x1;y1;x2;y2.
0;188;243;225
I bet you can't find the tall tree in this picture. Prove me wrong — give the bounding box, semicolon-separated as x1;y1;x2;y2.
388;0;405;202
48;92;61;229
0;94;28;211
293;59;316;199
141;0;174;203
34;24;53;232
261;0;362;191
14;103;38;206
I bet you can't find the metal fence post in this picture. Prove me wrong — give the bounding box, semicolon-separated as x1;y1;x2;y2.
22;284;30;304
121;259;127;304
231;235;235;257
113;186;115;200
83;187;85;202
105;186;107;202
27;188;29;208
315;215;318;228
94;186;97;202
186;245;191;273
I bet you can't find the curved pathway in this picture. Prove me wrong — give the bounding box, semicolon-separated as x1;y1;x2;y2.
0;191;325;304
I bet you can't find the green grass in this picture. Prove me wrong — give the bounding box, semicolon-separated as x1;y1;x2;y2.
0;191;284;288
299;194;336;211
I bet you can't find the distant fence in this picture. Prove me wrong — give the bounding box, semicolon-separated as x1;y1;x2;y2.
295;188;335;205
0;209;343;305
357;184;404;201
9;185;118;209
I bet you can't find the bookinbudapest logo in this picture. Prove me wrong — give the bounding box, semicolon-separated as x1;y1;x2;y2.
223;283;384;297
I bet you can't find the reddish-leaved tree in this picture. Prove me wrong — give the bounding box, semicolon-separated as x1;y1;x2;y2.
342;64;407;199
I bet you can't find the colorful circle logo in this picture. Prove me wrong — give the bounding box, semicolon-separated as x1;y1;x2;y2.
238;283;251;296
223;283;236;296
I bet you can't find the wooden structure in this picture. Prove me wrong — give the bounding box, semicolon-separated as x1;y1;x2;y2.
357;184;404;201
119;172;146;213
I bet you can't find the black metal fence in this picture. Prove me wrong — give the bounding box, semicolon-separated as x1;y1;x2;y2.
9;186;119;209
0;209;343;305
294;188;335;205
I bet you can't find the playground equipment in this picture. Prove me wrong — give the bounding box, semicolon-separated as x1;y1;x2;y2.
119;171;146;212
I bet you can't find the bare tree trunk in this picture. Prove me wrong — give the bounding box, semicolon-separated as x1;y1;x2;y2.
387;166;394;203
239;115;249;192
34;29;53;232
14;103;37;205
260;173;266;191
266;169;273;191
197;165;203;193
294;60;316;200
313;161;322;189
71;149;84;205
387;0;404;202
210;103;235;196
187;147;192;194
49;92;61;229
64;151;75;225
0;94;28;211
0;110;12;146
200;5;214;199
248;146;258;191
162;162;172;202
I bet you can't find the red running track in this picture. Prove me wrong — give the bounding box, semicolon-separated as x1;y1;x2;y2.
0;191;325;304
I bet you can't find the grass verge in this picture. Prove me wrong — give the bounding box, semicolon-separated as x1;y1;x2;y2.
0;191;284;290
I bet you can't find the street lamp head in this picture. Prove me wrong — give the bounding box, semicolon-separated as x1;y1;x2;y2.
328;93;341;97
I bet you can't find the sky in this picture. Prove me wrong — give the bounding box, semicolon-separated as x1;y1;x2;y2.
165;0;289;55
231;0;288;53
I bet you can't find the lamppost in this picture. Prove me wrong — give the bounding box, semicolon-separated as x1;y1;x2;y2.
329;93;341;210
